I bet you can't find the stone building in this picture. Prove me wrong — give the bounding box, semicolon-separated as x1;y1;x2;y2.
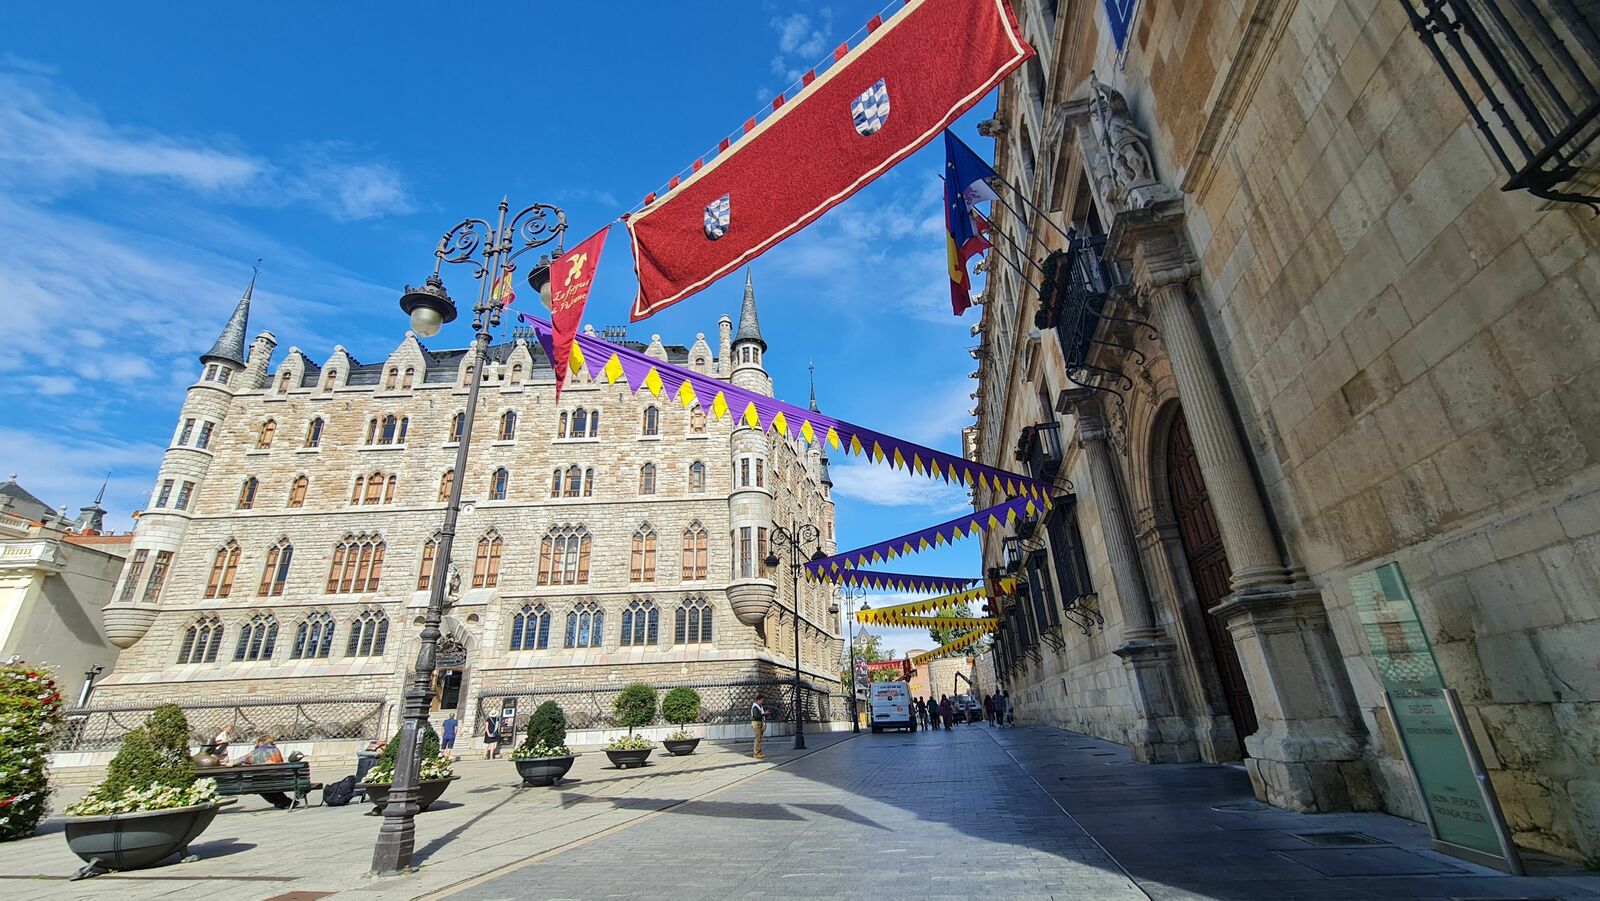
92;272;844;736
970;0;1600;861
0;479;129;704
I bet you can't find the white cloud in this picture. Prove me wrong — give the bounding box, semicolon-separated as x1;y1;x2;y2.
0;426;166;532
767;10;834;84
274;141;415;221
829;461;970;511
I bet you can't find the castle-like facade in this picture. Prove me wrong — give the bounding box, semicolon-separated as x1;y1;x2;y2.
93;273;843;733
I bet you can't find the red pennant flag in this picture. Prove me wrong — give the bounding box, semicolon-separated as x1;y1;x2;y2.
548;226;611;400
625;0;1033;321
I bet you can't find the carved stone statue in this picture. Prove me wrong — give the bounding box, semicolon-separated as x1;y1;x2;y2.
445;561;462;603
1090;73;1161;206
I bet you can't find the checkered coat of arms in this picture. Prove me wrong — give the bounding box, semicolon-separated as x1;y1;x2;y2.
851;78;890;137
703;194;731;240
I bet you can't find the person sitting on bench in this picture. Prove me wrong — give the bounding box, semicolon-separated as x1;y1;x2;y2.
235;734;293;809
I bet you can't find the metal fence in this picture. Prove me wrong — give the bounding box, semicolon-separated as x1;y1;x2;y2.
55;696;390;752
473;679;848;736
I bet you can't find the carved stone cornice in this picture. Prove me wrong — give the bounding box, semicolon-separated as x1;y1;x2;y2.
1105;197;1199;295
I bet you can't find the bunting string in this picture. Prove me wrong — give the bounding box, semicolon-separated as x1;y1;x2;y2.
910;626;994;666
805;496;1044;576
521;314;1054;502
857;614;999;630
853;581;1017;620
807;569;977;594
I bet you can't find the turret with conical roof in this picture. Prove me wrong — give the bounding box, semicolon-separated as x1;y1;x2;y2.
729;269;772;396
201;269;255;368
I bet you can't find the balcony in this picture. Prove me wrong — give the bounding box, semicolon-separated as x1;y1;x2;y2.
1015;420;1063;483
1036;234;1134;383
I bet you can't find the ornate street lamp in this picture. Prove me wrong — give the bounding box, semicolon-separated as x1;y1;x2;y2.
831;584;864;734
765;519;826;751
372;198;565;877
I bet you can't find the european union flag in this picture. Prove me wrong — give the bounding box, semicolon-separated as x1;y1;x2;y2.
944;131;998;316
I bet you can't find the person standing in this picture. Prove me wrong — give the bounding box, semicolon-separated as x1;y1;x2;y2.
915;697;928;730
926;694;940;731
983;694;994;725
750;694;767;759
938;695;954;731
483;714;502;760
441;714;458;753
992;690;1007;727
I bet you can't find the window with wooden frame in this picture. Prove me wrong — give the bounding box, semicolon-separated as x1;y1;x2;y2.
287;475;308;508
326;532;384;593
630;525;657;582
681;523;708;580
205;540;241;599
258;538;293;596
473;529;503;588
537;526;591;586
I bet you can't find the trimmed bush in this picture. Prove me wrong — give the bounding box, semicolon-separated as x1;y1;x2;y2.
367;721;452;783
513;702;570;759
661;688;701;727
612;683;657;734
66;704;218;817
0;661;63;840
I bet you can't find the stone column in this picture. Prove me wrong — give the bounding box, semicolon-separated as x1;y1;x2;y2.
1107;199;1372;811
1064;388;1196;763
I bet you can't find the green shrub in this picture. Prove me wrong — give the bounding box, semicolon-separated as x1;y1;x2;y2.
66;703;212;817
0;661;63;840
366;721;452;784
513;702;570;759
612;683;657;734
660;688;701;727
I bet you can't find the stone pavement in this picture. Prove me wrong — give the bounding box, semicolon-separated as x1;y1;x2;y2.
6;725;1600;900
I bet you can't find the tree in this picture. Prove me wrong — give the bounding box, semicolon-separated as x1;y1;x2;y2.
928;601;975;648
661;688;702;727
612;683;657;734
839;631;902;686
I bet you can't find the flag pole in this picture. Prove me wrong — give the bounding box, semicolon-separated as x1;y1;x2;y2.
978;237;1045;297
981;215;1052;282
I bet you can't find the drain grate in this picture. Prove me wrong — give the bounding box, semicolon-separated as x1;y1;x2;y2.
1291;832;1386;847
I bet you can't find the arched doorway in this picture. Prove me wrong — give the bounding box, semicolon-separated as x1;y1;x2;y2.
431;615;471;715
1166;410;1258;741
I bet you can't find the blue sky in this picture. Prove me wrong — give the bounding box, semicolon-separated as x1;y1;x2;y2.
0;2;997;657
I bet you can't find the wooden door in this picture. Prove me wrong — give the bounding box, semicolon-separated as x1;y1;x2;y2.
1167;411;1259;743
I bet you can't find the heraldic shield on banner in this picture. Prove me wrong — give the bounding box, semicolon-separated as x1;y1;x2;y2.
852;78;890;136
703;194;731;240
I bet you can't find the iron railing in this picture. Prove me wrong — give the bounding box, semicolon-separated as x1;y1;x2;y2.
1403;0;1600;206
56;696;389;752
1015;420;1063;483
472;678;849;738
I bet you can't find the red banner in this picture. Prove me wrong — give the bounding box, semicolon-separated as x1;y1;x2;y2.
625;0;1032;320
548;226;610;399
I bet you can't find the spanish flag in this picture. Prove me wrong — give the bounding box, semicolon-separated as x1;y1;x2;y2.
944;130;997;316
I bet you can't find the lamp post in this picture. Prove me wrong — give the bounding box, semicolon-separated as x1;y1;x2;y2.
765;518;825;751
833;584;864;733
372;197;565;877
78;664;105;708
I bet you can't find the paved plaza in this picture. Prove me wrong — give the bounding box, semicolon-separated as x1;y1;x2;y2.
3;725;1598;901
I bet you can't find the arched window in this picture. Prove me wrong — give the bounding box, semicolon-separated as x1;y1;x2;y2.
256;419;278;450
449;412;465;443
233;613;278;662
642;406;659;436
288;475;308;508
689;461;706;492
558;411;569;439
620;599;658;646
401;367;415;389
205;540;241;598
630;525;657;582
498;410;518;440
237;477;258;510
639;463;656;495
363;472;384;505
490;467;509;501
510;363;524;384
572;408;589;438
564;600;603;648
550;469;561;498
292;611;335;659
437;469;454;502
473;529;503;588
380;414;402;445
384;367;398;390
304;418;324;448
583;468;595;497
322;369;338;392
417;534;439;590
563;465;582;498
510;603;551;651
588;410;601;437
258;538;293;596
346;609;389;656
326;532;384;593
365;418;379;445
277;371;293;393
538;526;591;586
690;408;706;434
682;523;709;580
177;615;223;664
675;597;713;644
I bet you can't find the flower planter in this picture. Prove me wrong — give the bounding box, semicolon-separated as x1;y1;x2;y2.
662;738;701;756
63;798;237;878
604;747;654;769
513;754;577;787
360;775;459;815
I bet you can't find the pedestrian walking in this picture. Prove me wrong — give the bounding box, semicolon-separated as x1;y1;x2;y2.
1003;690;1015;726
926;694;940;730
993;691;1007;727
983;694;994;725
750;693;767;759
441;714;458;752
915;697;928;730
483;714;502;759
939;695;954;731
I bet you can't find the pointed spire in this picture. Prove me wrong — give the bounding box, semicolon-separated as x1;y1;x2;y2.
809;359;819;412
202;262;258;366
734;268;767;351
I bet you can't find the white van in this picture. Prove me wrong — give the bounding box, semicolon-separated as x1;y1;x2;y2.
869;681;914;733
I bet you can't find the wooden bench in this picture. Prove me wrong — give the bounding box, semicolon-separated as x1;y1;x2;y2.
196;762;322;810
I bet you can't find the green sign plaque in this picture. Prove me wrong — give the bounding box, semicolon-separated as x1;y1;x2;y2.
1349;562;1522;874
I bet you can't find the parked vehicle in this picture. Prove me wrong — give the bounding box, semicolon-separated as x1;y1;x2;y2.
951;695;982;723
869;681;915;733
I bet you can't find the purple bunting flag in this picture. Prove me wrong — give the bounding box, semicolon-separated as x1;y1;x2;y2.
805;496;1041;576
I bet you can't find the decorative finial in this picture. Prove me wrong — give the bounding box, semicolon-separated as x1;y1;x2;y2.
95;473;109;505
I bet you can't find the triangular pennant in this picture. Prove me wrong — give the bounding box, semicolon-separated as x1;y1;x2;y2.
602;354;625;384
642;367;664;397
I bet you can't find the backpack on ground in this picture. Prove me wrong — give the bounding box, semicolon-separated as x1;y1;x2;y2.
323;774;358;806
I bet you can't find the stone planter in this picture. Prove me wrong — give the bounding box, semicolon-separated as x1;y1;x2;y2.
604;747;654;769
662;737;701;756
63;798;237;878
513;754;577;787
360;775;458;814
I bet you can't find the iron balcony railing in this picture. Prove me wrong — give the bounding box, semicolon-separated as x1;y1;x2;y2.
1403;0;1600;206
1015;420;1064;483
